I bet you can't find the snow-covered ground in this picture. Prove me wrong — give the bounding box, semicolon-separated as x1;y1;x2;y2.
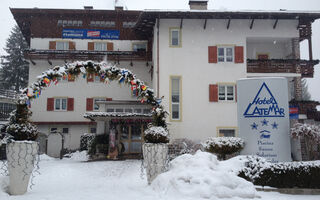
0;151;319;200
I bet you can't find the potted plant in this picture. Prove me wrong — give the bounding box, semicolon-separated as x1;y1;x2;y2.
203;137;244;160
0;100;38;195
143;107;169;184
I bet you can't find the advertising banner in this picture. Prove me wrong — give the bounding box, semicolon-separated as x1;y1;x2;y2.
62;29;120;40
237;78;291;162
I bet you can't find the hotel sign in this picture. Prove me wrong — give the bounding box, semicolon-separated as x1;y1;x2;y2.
62;29;120;40
237;78;291;162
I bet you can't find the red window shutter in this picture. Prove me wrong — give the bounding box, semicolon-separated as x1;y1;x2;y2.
208;46;217;63
67;98;74;111
106;98;112;101
87;73;94;82
47;98;54;111
88;42;94;51
49;41;56;50
107;42;114;51
86;98;93;111
235;46;244;63
209;84;218;102
69;42;76;50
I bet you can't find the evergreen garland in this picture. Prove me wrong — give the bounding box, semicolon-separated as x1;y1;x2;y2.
16;61;168;140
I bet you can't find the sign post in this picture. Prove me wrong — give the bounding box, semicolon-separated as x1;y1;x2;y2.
237;78;291;162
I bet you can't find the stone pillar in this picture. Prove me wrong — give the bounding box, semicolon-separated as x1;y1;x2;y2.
292;38;302;101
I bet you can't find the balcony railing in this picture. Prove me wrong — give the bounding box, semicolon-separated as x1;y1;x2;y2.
25;49;150;62
307;111;320;122
247;59;319;78
0;89;18;99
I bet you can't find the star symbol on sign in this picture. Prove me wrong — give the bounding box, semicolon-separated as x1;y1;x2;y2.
250;122;258;130
261;119;269;126
271;122;278;129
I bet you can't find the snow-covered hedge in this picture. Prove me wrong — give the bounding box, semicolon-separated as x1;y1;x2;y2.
238;156;320;188
144;126;169;143
203;137;244;160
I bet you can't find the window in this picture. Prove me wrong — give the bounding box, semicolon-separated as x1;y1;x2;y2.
94;43;106;51
56;42;69;50
134;108;142;113
169;28;181;47
89;127;96;134
123;21;136;28
218;129;236;137
107;108;114;112
218;47;233;62
50;127;69;134
132;43;147;52
171;76;181;120
125;108;133;113
116;108;124;113
90;21;115;28
218;85;235;101
93;98;105;111
55;98;67;111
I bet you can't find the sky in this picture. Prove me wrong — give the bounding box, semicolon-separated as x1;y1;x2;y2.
0;0;319;103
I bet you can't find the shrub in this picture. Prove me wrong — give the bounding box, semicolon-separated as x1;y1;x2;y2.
203;137;244;160
238;155;320;188
1;102;38;141
144;126;169;143
80;133;95;151
168;138;202;160
88;134;109;156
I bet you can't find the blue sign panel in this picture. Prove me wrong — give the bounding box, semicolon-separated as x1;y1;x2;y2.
62;29;120;40
289;106;299;119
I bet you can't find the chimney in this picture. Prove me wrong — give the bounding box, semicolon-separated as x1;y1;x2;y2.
115;0;124;11
189;0;208;10
84;6;93;10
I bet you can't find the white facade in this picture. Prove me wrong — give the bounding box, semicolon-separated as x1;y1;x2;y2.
153;18;300;142
24;9;309;156
29;39;152;157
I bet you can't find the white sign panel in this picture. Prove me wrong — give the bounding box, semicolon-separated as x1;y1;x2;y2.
237;78;291;162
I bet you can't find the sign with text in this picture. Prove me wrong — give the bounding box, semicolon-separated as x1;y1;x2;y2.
62;29;120;40
237;78;291;162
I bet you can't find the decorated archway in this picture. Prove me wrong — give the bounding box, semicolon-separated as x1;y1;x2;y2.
19;61;167;129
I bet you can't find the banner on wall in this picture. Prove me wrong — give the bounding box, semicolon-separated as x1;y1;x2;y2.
237;78;291;162
62;29;120;40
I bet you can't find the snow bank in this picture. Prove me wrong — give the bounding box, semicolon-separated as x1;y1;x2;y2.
64;151;89;162
40;154;56;161
151;151;257;199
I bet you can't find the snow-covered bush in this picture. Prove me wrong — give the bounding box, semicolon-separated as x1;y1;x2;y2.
0;99;37;141
168;138;202;160
203;137;244;160
291;123;320;160
144;126;169;143
291;123;320;143
238;155;320;188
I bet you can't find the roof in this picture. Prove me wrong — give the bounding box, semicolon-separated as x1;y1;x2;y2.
135;9;320;36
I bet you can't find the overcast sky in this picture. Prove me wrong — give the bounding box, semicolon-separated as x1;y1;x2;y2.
0;0;319;103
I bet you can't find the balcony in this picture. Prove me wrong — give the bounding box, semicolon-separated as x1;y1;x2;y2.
25;49;150;62
247;59;319;78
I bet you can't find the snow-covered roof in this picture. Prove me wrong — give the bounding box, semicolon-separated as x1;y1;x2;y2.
84;112;152;120
143;9;320;15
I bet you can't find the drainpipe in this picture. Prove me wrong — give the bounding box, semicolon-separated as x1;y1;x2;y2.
157;16;160;98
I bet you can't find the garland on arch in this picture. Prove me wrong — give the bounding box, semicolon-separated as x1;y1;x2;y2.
20;61;168;129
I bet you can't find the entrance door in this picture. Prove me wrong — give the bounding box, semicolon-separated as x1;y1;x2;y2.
118;124;146;154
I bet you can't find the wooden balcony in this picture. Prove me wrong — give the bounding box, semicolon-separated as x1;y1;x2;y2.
247;59;319;78
25;49;151;62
